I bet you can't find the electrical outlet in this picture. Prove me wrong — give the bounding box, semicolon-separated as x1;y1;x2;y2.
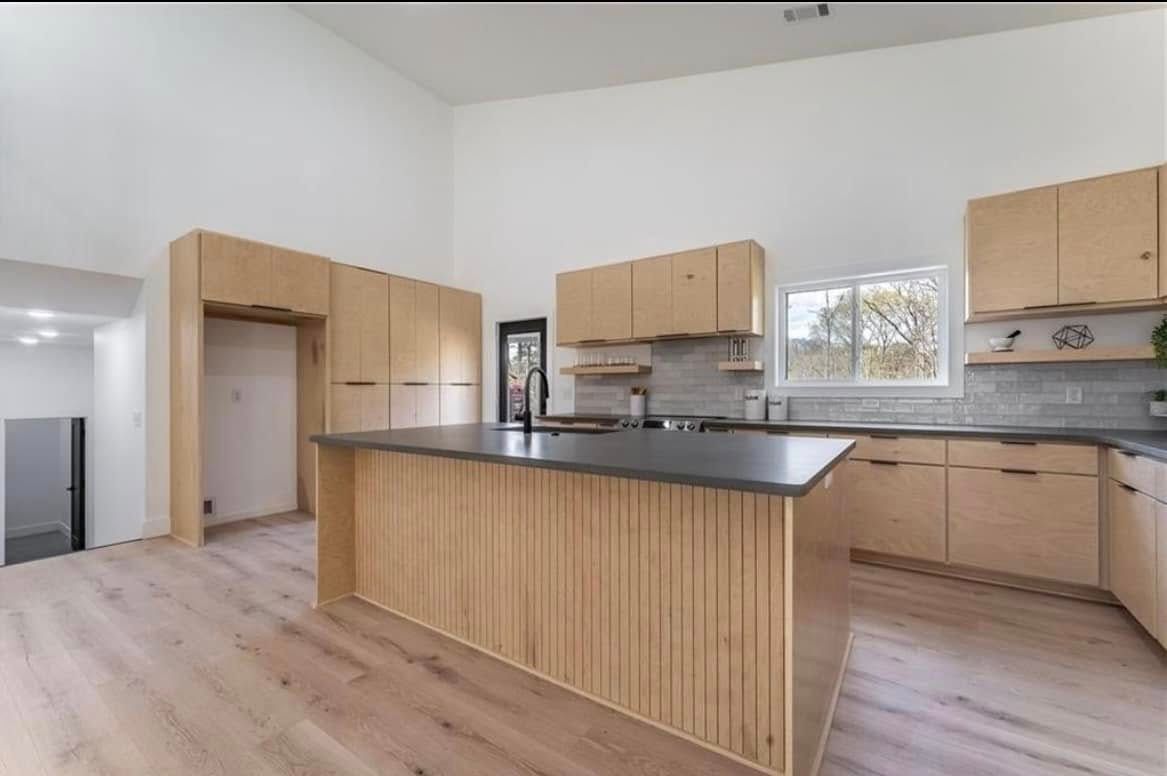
203;499;214;515
131;410;143;428
1065;386;1083;404
861;398;879;409
231;389;242;403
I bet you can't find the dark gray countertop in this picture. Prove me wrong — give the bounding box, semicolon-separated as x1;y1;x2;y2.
311;423;854;497
540;414;1167;461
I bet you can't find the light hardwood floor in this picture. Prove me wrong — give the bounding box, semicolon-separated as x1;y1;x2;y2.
0;512;1162;776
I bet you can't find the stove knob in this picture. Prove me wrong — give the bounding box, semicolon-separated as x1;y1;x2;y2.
619;419;629;428
631;419;640;428
685;422;695;431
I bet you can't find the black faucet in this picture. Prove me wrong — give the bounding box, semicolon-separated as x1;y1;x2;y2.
518;366;549;434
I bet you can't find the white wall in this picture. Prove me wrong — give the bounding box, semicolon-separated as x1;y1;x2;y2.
0;343;94;564
452;11;1167;413
92;303;147;546
0;4;456;534
202;318;298;524
4;418;70;538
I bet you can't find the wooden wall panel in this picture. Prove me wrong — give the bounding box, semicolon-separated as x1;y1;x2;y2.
296;318;328;514
351;450;787;773
169;232;204;547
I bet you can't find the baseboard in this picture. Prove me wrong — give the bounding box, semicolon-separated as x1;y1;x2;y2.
141;516;171;539
5;521;70;540
809;632;854;776
203;503;299;528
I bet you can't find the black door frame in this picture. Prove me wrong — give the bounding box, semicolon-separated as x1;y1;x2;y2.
68;417;85;551
497;318;548;422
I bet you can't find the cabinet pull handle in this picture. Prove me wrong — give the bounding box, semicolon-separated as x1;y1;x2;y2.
1001;468;1038;475
766;430;790;436
868;459;899;466
250;304;294;313
1000;440;1037;446
447;382;475;386
344;381;375;386
1140;251;1153;261
685;273;695;280
402;382;430;386
1119;450;1138;458
1118;482;1138;493
869;433;899;440
578;338;605;344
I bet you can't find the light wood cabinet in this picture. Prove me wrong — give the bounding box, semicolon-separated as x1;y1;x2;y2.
1108;448;1163;498
949;467;1098;585
717;241;764;335
1158;501;1166;649
438;286;482;385
330;263;389;384
1109;481;1158;637
329;384;389;434
846;434;946;466
390;384;439;429
632;255;673;339
270;247;329;315
847;460;946;561
555;264;632;345
671;247;717;336
966;187;1058;314
948;439;1097;475
390;277;440;384
1058;168;1159;305
439;384;481;425
1160;165;1166;298
201;233;272;307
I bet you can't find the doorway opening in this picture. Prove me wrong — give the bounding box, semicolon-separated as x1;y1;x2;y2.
498;319;547;422
3;417;85;566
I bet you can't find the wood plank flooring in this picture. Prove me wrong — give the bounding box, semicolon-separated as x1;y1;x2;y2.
0;512;1162;776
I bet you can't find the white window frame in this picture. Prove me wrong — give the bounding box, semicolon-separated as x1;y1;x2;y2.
776;266;949;390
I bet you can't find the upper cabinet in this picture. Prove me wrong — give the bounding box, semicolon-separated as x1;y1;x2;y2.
390;276;440;384
439;286;482;385
558;239;764;346
330;263;389;384
200;231;329;316
966;165;1162;321
716;241;765;336
966;187;1058;314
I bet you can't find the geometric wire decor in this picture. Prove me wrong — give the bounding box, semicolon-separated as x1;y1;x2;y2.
1052;324;1094;350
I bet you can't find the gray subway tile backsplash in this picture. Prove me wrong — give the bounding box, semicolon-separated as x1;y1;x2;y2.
572;338;1167;430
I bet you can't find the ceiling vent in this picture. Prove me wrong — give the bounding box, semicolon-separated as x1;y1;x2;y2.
784;3;831;23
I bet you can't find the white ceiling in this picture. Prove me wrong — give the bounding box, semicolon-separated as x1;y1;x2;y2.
0;258;141;347
292;2;1162;105
0;306;116;349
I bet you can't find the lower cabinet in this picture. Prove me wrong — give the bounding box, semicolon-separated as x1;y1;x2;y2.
1158;502;1167;649
948;467;1099;585
389;384;439;429
847;459;946;562
1108;481;1159;637
439;384;481;425
330;384;389;433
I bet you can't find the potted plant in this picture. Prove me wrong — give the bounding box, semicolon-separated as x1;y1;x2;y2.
1151;390;1167;417
1153;316;1167;368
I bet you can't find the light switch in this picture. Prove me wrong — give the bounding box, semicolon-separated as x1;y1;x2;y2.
1065;386;1083;404
131;410;143;428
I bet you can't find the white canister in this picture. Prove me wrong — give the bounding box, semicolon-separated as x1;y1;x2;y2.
630;394;647;417
767;392;788;421
744;390;766;421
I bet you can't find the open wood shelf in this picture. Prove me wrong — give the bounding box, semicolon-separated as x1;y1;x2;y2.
965;345;1154;365
559;364;652;376
717;360;764;372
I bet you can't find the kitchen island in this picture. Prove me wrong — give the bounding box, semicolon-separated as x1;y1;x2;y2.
312;423;854;775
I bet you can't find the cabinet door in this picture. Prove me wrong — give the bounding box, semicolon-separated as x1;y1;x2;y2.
949;468;1098;585
966;187;1058;313
439;287;482;385
1160;166;1167;298
847;460;946;561
362;384;390;431
717;241;763;334
1058;168;1158;304
556;269;593;345
329;264;364;383
671;248;717;335
360;272;390;383
591;263;632;341
632;256;673;339
270;247;329;315
389;276;417;383
1158;501;1166;649
389;384;416;429
440;384;481;425
418;384;440;428
416;282;440;384
201;232;271;307
329;384;362;433
1110;481;1157;636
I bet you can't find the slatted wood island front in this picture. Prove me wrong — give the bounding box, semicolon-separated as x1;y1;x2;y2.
313;427;853;775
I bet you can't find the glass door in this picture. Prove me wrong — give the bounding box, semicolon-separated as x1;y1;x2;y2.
498;319;547;422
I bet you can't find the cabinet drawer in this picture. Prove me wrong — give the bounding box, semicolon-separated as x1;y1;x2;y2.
846;460;946;561
844;434;946;465
1107;448;1164;497
1108;481;1158;636
948;439;1096;475
949;467;1098;585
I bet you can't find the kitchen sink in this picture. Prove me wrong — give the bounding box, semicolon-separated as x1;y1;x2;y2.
491;425;619;435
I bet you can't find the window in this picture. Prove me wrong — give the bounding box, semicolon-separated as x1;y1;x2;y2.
779;267;947;387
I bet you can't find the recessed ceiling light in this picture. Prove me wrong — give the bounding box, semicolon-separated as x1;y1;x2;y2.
37;329;59;339
17;336;38;346
27;309;54;320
